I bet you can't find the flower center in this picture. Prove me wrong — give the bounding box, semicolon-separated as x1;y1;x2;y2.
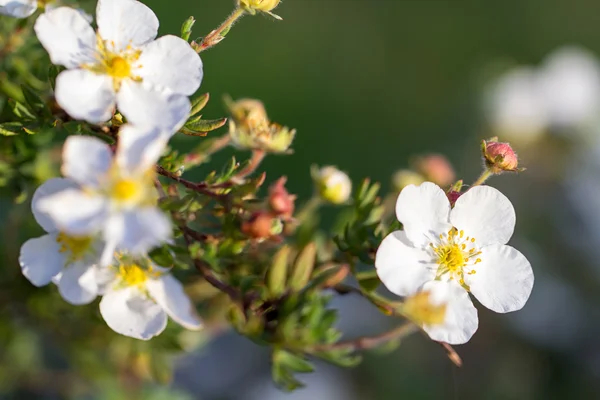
402;291;447;326
430;228;482;288
56;232;92;263
107;56;131;79
81;35;142;91
117;264;148;287
111;179;142;202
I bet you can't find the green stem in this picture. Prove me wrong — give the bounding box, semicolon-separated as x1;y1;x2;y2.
472;169;493;187
198;8;246;52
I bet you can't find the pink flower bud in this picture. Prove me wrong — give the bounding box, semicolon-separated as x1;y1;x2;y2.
268;177;296;219
415;154;456;188
483;140;520;173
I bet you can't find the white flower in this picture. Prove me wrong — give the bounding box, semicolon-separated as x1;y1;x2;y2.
34;0;202;124
98;254;202;340
36;130;172;266
1;0;43;18
375;182;534;344
18;177;108;304
485;67;547;144
314;166;352;204
537;46;600;130
402;281;478;345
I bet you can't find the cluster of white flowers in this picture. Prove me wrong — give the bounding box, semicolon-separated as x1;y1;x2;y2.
376;182;534;344
16;0;204;340
486;46;600;145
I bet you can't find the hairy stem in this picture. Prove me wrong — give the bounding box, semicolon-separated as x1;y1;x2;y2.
472;169;493;187
198;8;246;52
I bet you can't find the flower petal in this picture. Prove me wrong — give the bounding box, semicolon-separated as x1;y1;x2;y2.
96;0;158;52
37;189;108;236
146;274;203;330
55;69;116;124
34;7;96;68
465;244;534;313
420;280;479;345
62;136;113;188
117;81;191;133
19;234;65;287
395;182;451;247
116;125;168;174
137;35;203;96
103;208;172;256
0;0;37;18
450;186;516;247
375;230;437;297
31;178;79;233
57;262;99;305
99;287;167;340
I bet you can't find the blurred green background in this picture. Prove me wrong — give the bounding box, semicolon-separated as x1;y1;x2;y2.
4;0;600;398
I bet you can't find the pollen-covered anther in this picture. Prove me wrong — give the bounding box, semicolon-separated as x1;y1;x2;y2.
431;228;482;284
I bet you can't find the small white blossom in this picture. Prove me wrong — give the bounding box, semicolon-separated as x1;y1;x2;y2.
19;177;108;304
98;254;202;340
36;129;173;266
375;182;534;344
34;0;202;124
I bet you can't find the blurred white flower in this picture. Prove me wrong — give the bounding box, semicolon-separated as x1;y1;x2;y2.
375;182;534;344
486;67;547;144
99;254;202;340
0;0;48;18
34;0;202;124
19;178;108;305
486;46;600;143
36;131;172;266
537;46;600;130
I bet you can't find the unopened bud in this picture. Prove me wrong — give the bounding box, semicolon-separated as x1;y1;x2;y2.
239;0;281;12
242;212;281;239
482;138;520;173
392;170;425;192
402;290;447;326
225;96;296;154
268;177;296;219
414;154;455;188
313;166;352;204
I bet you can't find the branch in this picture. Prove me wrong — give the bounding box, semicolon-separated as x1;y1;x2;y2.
308;322;418;353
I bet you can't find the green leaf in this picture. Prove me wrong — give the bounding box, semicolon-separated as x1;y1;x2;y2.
357;277;380;292
183;117;227;134
21;85;50;118
289;243;316;291
48;65;63;92
148;246;175;268
180;16;196;41
190;93;210;116
0;122;22;136
267;245;290;296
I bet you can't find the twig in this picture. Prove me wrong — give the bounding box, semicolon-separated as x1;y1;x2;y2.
308;322;418;353
231;149;266;183
438;341;463;367
333;283;399;315
155;165;227;199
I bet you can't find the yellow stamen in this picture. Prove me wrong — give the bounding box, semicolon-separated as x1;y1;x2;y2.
56;232;92;263
403;291;447;326
107;56;131;78
111;179;141;202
